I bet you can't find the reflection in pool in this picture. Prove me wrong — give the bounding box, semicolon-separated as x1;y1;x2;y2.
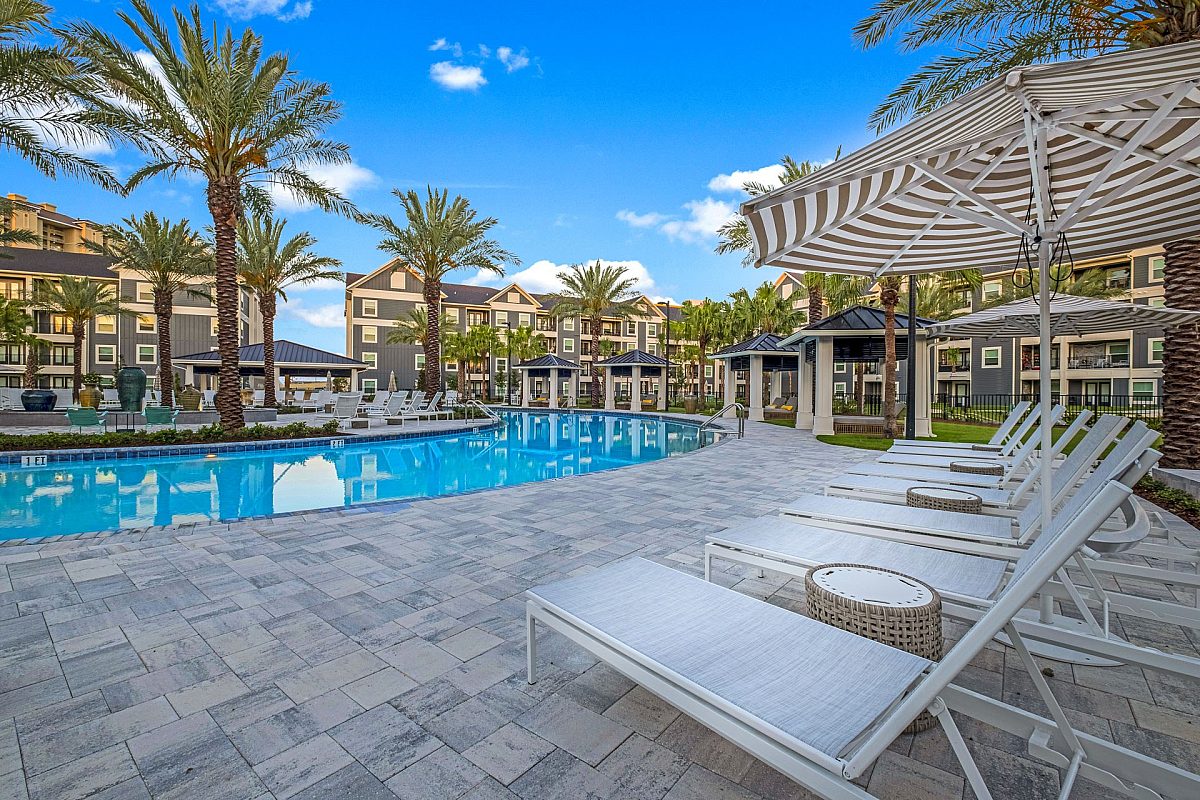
0;412;710;539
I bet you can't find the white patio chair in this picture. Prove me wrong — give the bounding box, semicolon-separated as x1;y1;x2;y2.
889;400;1031;453
367;391;409;424
361;390;391;416
407;391;450;425
878;404;1066;467
316;392;362;429
250;389;265;407
0;388;21;410
202;390;216;410
525;477;1194;800
885;401;1049;460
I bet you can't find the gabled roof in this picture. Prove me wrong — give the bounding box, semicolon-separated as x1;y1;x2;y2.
174;339;366;367
803;305;936;332
486;283;541;306
594;348;669;367
0;247;117;279
710;332;801;359
440;283;498;306
513;353;583;370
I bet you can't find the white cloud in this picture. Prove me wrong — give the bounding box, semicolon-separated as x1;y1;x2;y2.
496;46;531;73
430;62;487;91
213;0;312;21
615;209;668;228
268;160;378;212
465;259;659;297
617;198;738;246
429;38;464;57
283;300;344;328
478;44;492;59
285;277;344;293
707;164;788;194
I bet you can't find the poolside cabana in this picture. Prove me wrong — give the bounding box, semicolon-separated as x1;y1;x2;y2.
780;306;935;436
707;333;801;422
594;349;670;411
174;340;367;394
512;353;583;409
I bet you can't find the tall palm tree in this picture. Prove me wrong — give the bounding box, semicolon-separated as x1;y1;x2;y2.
0;1;121;190
466;324;502;402
0;294;41;388
505;325;546;404
853;1;1200;464
679;300;724;399
62;1;356;429
89;212;208;407
441;329;472;398
30;275;122;400
237;216;342;407
548;262;641;406
388;306;452;391
367;187;518;395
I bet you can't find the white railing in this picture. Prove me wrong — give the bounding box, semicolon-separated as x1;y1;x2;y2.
464;399;500;422
700;403;745;440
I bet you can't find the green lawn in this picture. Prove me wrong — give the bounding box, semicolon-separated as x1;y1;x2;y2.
815;420;1093;453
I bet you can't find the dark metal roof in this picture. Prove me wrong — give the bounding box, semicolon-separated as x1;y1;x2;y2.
441;283;498;306
345;272;366;285
711;332;800;358
174;339;366;367
594;348;669;367
514;354;583;370
0;247;116;279
804;305;936;332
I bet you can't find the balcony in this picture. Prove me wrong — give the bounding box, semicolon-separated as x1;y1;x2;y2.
1068;355;1129;369
535;318;556;332
937;359;970;373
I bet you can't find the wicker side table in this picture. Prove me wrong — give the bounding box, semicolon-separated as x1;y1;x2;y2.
805;563;943;733
906;486;983;514
949;458;1004;476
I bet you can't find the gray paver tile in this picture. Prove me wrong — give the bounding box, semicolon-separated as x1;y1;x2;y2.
166;672;250;718
289;761;396;800
516;695;631;766
462;723;555;786
342;666;418;709
440;628;505;661
276;649;386;704
386;745;488;800
21;697;177;776
127;712;267;800
379;637;462;683
252;733;354;800
228;689;361;765
603;685;681;739
597;733;690;800
508;748;619;800
329;703;441;780
25;743;138;800
663;764;761;800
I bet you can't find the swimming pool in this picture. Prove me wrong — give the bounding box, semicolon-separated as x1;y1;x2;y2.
0;411;712;540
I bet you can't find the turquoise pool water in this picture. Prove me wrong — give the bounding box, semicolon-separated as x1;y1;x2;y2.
0;411;710;540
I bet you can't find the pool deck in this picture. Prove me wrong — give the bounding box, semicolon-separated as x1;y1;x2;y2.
0;418;1197;800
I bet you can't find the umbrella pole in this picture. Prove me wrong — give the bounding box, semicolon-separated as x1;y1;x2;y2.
1037;237;1055;624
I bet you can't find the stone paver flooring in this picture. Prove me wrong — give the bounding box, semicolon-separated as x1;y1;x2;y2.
0;418;1197;800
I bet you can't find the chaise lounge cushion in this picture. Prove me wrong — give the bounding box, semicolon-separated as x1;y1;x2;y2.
527;557;930;760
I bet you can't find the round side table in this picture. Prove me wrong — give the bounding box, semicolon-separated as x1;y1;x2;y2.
949;458;1004;476
906;486;983;514
805;563;943;733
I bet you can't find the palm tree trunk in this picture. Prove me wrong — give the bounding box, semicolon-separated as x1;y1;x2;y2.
590;317;602;406
72;325;84;403
207;180;245;431
808;286;824;324
881;288;899;438
261;294;277;408
697;342;707;400
23;341;38;389
855;364;865;414
154;290;174;408
424;280;442;393
483;350;492;402
1161;239;1200;468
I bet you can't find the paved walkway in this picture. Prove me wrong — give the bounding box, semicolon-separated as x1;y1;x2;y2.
0;420;1197;800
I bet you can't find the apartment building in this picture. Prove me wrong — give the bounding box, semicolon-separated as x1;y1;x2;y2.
344;261;726;400
0;246;263;390
932;247;1166;407
1;193;108;254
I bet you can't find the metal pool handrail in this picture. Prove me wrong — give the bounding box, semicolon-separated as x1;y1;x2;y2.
701;403;745;439
465;399;500;422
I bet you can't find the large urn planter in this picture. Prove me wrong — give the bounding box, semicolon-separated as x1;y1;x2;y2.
20;389;57;412
78;384;103;409
116;366;147;412
683;395;699;415
178;386;202;411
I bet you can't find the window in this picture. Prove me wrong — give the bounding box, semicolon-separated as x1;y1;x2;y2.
626;321;636;336
834;362;846;373
507;292;519;303
136;315;155;333
47;345;73;366
1132;380;1156;404
95;315;116;334
495;313;509;328
981;347;1001;368
445;360;457;372
1149;256;1165;282
389;271;406;290
136;283;153;303
361;298;377;318
0;279;24;300
136;344;155;364
495;358;507;373
647;323;658;338
562;317;574;331
1106;268;1130;290
362;351;377;369
518;313;530;328
1148;297;1166;308
1149;338;1164;364
466;311;488;327
414;353;425;371
210;317;220;336
362;326;378;344
96;345;115;364
1107;341;1130;366
446;306;459;323
834;382;847;396
361;378;377;393
949;287;971;308
647;343;657;356
982;280;1003;302
705;365;713;378
562;338;574;353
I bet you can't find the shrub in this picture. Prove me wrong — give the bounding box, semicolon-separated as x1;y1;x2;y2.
0;420;344;452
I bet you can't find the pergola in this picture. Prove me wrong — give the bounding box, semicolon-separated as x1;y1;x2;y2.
707;333;800;421
779;306;935;436
512;353;583;409
174;340;367;389
594;349;669;411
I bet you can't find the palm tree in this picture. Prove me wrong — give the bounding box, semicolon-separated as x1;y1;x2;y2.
504;325;546;404
388;306;452;392
0;1;121;190
62;1;356;430
30;275;122;400
88;213;208;407
237;216;342;407
441;329;472;398
679;300;724;399
0;294;41;388
466;324;502;402
853;1;1200;465
367;187;518;395
548;262;641;406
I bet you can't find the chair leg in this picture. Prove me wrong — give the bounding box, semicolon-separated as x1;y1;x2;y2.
932;698;994;800
526;610;538;684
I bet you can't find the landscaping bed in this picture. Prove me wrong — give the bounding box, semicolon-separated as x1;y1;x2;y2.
1136;478;1200;529
0;421;341;453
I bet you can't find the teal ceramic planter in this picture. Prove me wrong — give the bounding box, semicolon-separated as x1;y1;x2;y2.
116;366;147;412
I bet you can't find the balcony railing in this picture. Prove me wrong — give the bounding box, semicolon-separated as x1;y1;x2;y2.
935;392;1160;423
1067;355;1129;369
937;360;970;373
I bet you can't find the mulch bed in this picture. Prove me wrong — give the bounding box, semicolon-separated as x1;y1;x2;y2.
1135;478;1200;530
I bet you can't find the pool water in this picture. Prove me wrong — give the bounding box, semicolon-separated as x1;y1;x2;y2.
0;412;710;540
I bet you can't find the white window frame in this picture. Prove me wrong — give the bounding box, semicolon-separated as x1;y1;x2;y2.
834;362;846;373
361;325;378;344
981;347;1002;368
136;282;154;303
95;315;116;334
361;298;378;318
136;344;156;364
834;382;847;396
981;279;1003;302
95;344;116;364
705;365;713;378
495;312;509;328
136;314;155;334
1131;380;1156;405
210;317;220;336
518;313;531;328
563;317;575;331
626;320;636;336
1149;255;1165;283
445;360;457;372
1148;297;1166;308
647;323;658;338
414;353;425;371
446;306;459;323
562;338;574;353
1149;338;1164;364
362;351;377;369
361;378;377;394
389;271;406;290
647;343;657;356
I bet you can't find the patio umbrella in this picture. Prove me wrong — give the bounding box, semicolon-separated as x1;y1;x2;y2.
387;370;398;392
740;40;1200;557
325;371;333;392
927;295;1200;339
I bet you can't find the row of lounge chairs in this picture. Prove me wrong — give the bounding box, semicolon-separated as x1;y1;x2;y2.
314;390;458;429
523;402;1199;799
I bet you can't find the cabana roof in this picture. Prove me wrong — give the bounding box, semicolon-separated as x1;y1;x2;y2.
709;332;801;360
174;340;366;377
780;306;936;346
513;354;584;371
594;348;669;367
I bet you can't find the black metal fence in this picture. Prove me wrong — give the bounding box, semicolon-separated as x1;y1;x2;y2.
934;392;1162;424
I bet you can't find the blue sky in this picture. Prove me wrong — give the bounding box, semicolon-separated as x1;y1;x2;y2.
8;0;929;352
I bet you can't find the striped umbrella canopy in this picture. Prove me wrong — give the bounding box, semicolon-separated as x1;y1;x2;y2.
928;295;1200;339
